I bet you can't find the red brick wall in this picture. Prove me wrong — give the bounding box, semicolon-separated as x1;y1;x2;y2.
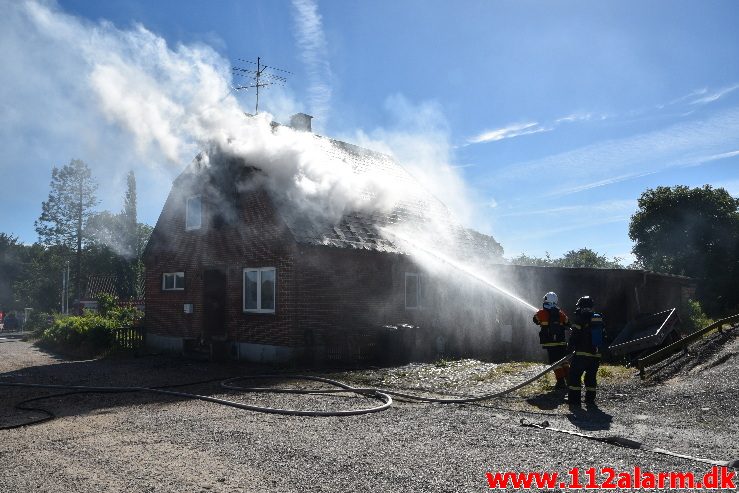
144;172;301;347
143;170;517;360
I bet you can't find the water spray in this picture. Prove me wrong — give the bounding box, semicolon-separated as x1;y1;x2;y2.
380;227;538;312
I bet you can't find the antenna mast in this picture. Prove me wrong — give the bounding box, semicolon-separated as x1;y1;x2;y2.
232;57;291;114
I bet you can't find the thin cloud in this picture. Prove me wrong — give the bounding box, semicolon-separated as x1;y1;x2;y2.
555;112;597;124
488;106;739;198
497;199;635;218
291;0;332;125
466;122;549;144
690;83;739;105
468;111;607;146
511;215;629;242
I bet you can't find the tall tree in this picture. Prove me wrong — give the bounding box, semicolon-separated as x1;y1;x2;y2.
85;171;152;299
35;159;98;303
0;233;24;310
629;185;739;313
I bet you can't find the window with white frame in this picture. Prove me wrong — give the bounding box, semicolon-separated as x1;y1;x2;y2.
405;272;424;309
243;267;276;313
162;272;185;291
185;195;202;230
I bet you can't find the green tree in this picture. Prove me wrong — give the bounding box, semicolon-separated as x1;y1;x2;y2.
629;185;739;313
85;171;152;299
13;244;71;312
35;159;98;303
509;249;624;269
509;252;554;267
556;248;624;269
0;233;24;310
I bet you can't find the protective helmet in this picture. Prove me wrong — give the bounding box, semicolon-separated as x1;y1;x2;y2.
576;296;594;311
542;292;558;309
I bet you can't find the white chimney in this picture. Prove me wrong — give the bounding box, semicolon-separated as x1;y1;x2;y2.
289;113;313;132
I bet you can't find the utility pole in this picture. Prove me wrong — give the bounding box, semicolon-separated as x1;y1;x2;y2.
232;57;291;114
61;260;70;314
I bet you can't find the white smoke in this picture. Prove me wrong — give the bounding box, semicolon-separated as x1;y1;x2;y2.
2;0;485;245
2;0;411;226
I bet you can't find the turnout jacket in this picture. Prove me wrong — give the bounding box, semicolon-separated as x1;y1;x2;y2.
568;311;605;357
533;307;570;347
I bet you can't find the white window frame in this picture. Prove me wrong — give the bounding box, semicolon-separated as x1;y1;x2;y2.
405;272;423;310
185;195;202;231
243;267;276;314
162;272;185;291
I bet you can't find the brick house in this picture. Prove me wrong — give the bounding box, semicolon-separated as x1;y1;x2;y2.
143;117;512;363
143;116;695;364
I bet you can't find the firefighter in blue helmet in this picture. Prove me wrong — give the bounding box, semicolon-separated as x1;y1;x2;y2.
532;292;570;390
567;296;605;408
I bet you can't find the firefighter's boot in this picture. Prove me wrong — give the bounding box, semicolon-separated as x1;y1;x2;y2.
567;387;581;409
585;389;597;405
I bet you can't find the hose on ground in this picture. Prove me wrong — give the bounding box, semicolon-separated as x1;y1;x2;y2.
221;353;574;404
0;353;572;426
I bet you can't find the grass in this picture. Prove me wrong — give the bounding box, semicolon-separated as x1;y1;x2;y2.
597;364;634;382
471;361;538;382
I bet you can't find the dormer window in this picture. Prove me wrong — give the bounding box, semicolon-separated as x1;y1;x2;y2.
186;195;202;230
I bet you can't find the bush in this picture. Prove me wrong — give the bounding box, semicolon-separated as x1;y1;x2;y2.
681;299;714;334
35;295;143;356
40;312;118;352
23;311;54;337
97;293;142;326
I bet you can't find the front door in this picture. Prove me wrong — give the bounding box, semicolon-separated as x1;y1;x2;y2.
203;269;227;340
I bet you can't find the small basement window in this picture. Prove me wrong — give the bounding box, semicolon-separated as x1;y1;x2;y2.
405;272;424;309
162;272;185;291
186;195;202;230
243;267;276;313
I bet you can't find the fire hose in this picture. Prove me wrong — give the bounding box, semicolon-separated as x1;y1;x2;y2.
0;353;573;424
2;352;736;469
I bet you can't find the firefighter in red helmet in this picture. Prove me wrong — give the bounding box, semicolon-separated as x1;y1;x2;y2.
532;292;570;390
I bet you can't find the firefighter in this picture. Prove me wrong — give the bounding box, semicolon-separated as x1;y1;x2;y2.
567;296;605;408
532;292;570;390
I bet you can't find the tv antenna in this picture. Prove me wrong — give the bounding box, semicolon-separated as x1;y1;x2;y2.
232;57;291;114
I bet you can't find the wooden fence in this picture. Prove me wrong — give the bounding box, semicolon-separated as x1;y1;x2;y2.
112;326;145;351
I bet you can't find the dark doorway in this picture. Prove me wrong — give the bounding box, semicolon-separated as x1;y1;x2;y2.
203;269;227;340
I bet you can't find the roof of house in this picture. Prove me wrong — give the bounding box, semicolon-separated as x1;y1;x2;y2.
84;275;117;300
174;120;504;262
270;135;503;260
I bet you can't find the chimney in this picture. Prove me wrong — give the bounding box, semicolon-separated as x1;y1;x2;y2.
289;113;313;132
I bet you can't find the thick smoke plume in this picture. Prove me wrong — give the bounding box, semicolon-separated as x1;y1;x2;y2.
3;1;543;357
4;0;414;226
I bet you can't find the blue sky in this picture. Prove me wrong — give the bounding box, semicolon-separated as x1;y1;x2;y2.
1;0;738;263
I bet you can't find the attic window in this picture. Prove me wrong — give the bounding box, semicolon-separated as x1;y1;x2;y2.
243;267;276;314
405;273;424;309
186;195;202;230
162;272;185;291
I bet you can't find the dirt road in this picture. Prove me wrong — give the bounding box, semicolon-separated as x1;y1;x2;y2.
1;330;737;492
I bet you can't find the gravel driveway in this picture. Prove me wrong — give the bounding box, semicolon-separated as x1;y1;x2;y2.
1;328;737;492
